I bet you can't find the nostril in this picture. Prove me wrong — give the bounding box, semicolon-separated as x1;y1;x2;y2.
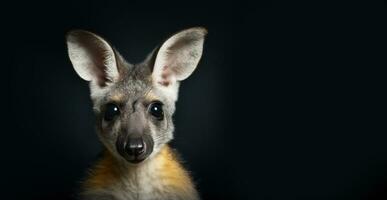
125;138;145;156
117;135;154;163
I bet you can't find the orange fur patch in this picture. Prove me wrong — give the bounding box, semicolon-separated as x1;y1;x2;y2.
144;91;160;102
83;145;196;195
82;151;120;190
109;93;124;102
157;146;196;194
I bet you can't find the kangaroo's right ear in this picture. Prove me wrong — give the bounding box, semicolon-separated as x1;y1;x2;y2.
66;30;119;87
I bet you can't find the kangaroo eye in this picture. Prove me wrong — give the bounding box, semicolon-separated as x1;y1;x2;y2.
149;102;164;121
104;103;120;121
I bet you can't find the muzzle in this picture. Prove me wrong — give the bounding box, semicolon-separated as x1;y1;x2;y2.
116;134;154;164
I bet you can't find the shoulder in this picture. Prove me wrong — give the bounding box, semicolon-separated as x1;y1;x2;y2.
154;145;200;199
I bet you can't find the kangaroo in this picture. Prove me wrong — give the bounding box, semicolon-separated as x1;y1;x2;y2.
66;27;207;200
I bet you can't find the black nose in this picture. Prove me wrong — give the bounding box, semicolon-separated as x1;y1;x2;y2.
125;137;145;157
116;134;154;164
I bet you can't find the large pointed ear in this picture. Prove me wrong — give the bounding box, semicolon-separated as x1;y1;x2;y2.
66;30;119;87
152;27;207;88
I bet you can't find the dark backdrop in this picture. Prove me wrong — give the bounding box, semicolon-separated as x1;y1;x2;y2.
1;1;384;200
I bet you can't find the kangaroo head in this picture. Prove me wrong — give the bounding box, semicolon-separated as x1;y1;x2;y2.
66;28;207;164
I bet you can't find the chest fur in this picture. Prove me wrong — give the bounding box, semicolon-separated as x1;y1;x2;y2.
82;146;198;200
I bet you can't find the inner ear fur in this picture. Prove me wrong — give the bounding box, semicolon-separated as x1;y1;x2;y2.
151;27;207;87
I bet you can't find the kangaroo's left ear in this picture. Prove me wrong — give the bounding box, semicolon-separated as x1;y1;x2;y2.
151;27;207;88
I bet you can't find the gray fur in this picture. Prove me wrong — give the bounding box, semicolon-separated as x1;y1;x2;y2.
66;27;207;200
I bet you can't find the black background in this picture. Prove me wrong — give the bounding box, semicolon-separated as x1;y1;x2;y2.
1;1;385;200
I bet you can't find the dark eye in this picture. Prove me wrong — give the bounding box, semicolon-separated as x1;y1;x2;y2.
104;103;120;121
149;101;164;121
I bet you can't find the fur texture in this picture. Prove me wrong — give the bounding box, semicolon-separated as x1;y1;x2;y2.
66;27;207;200
82;145;198;200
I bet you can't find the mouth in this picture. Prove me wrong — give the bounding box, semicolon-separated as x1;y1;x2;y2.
116;134;154;164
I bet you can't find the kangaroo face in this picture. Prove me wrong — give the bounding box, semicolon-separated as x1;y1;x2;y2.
90;63;177;164
66;28;207;164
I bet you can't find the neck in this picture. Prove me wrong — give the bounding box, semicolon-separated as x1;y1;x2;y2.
82;144;198;199
110;145;171;180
